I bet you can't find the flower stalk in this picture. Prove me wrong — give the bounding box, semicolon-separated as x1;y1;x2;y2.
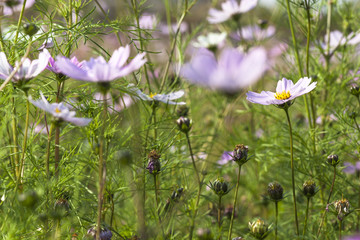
228;165;241;240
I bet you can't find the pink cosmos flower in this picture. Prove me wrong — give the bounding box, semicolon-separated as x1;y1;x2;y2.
2;0;35;16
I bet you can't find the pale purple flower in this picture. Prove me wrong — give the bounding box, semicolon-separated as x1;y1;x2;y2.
246;77;317;105
181;47;267;92
207;0;258;24
47;55;82;75
2;0;35;16
128;84;186;105
30;92;92;126
38;37;54;51
0;49;50;82
55;45;146;82
232;25;275;41
344;234;360;240
321;30;360;52
159;22;188;35
217;151;233;165
343;161;360;174
138;14;158;30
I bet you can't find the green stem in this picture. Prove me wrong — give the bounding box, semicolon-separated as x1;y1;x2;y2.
45;123;55;178
275;201;279;240
339;220;342;240
153;174;165;239
19;96;30;183
303;197;310;236
317;166;337;237
218;196;222;240
228;165;241;240
96;95;108;240
186;133;202;240
11;97;19;181
284;108;299;236
13;0;27;48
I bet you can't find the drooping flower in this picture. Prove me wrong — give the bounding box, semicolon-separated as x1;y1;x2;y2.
231;25;275;41
181;47;267;93
30;92;92;126
128;84;186;105
192;32;227;50
246;77;317;106
0;49;50;82
207;0;258;24
55;45;146;83
2;0;36;16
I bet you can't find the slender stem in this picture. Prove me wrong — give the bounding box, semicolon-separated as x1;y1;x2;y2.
228;165;241;240
46;123;55;178
218;196;222;240
303;197;310;236
96;95;108;240
325;0;332;57
357;172;360;231
11;97;19;181
317;166;337;237
186;133;202;240
153;174;165;238
54;127;60;178
153;105;157;141
13;0;27;48
275;201;279;240
339;220;342;240
19;96;30;183
284;108;299;236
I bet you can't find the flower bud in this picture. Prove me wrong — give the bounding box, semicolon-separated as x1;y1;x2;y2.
209;177;231;197
302;179;317;198
176;105;189;117
232;144;249;165
146;150;161;174
176;116;192;133
334;198;351;221
5;0;21;7
196;228;213;240
23;23;39;37
327;154;340;167
350;85;360;97
249;218;271;240
170;187;184;201
18;190;39;208
257;19;268;29
267;182;284;202
53;198;70;218
87;225;113;240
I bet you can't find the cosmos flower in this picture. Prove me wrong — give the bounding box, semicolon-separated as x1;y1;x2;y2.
128;84;186;105
217;151;233;165
138;14;158;30
344;234;360;240
30;92;92;126
159;22;188;35
0;49;50;82
343;161;360;174
246;77;317;106
181;47;267;92
2;0;36;16
192;32;227;49
321;30;360;52
55;45;146;82
207;0;258;24
231;25;275;41
47;55;82;75
38;37;54;51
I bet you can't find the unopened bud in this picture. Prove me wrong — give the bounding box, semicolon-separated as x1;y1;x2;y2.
146;150;161;174
176;116;192;133
267;182;284;202
23;23;39;37
302;179;317;198
334;198;351;221
249;218;271;240
209;178;231;197
327;154;340;167
232;144;249;165
350;85;360;97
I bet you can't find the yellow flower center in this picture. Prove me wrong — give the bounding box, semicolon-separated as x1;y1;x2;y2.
149;93;157;99
55;107;61;113
274;90;291;100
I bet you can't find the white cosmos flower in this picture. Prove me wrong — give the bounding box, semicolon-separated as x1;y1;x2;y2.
207;0;258;24
0;49;50;82
246;77;317;105
192;32;227;49
30;92;92;126
128;84;186;105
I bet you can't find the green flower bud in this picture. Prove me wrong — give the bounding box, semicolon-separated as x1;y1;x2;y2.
209;178;231;197
23;23;39;37
327;154;340;167
267;182;284;202
232;144;249;165
249;218;271;240
302;179;317;198
350;85;360;97
18;190;39;208
176;116;192;133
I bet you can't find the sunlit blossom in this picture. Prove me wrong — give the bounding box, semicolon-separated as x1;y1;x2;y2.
181;47;267;92
192;32;227;49
55;45;146;82
30;92;92;126
47;55;82;75
0;49;50;82
207;0;258;24
246;77;316;105
231;25;275;41
128;84;186;105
